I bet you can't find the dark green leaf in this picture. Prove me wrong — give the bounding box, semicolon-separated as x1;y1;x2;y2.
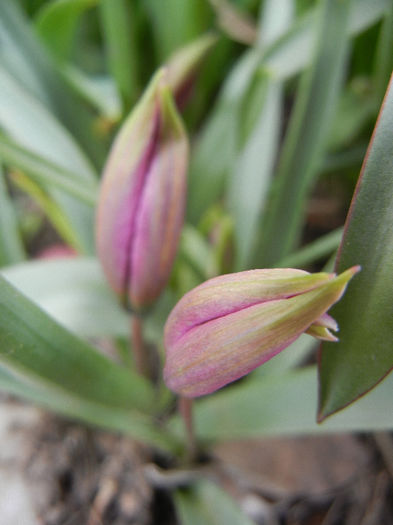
318;76;393;420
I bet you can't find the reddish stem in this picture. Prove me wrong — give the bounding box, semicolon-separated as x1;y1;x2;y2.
131;315;150;378
179;396;196;461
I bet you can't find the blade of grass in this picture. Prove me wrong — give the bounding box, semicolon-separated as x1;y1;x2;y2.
257;0;352;266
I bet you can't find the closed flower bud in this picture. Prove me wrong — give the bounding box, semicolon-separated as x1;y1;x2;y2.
96;70;188;311
164;267;360;397
165;33;218;109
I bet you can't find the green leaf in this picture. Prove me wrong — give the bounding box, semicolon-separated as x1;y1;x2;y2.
227;71;282;270
0;135;98;206
187;49;259;223
187;0;388;226
11;172;87;253
318;76;393;420
35;0;98;60
63;66;121;120
0;273;154;413
263;0;390;81
373;3;393;104
1;257;129;338
257;0;294;49
0;364;176;452
172;366;393;442
145;0;212;60
0;0;104;167
0;67;96;252
99;0;140;109
258;0;352;266
174;480;254;525
277;228;343;268
0;167;26;266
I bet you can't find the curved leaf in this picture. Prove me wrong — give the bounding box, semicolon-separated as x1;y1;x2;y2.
0;273;153;413
318;75;393;420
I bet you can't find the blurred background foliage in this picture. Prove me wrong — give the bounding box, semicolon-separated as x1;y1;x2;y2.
1;0;391;279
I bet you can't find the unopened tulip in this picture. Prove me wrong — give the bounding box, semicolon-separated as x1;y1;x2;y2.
96;70;188;311
164;267;360;397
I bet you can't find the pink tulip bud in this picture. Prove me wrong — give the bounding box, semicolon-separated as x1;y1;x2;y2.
96;70;188;311
164;266;360;397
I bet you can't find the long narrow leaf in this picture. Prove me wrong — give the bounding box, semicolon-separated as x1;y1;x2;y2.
0;274;154;413
318;76;393;420
258;0;352;266
187;49;259;223
0;365;176;452
228;73;282;270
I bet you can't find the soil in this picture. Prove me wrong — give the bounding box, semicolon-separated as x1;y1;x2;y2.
1;396;392;525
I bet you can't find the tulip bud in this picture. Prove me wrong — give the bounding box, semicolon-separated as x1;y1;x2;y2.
164;266;360;397
96;70;188;311
165;33;218;109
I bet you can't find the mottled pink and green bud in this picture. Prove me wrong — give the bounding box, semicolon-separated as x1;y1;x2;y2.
164;267;360;397
96;70;188;311
165;33;217;109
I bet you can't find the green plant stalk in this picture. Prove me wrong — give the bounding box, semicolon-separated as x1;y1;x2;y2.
257;0;352;266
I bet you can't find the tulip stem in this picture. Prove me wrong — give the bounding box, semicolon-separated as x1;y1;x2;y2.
131;315;150;379
179;396;196;462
